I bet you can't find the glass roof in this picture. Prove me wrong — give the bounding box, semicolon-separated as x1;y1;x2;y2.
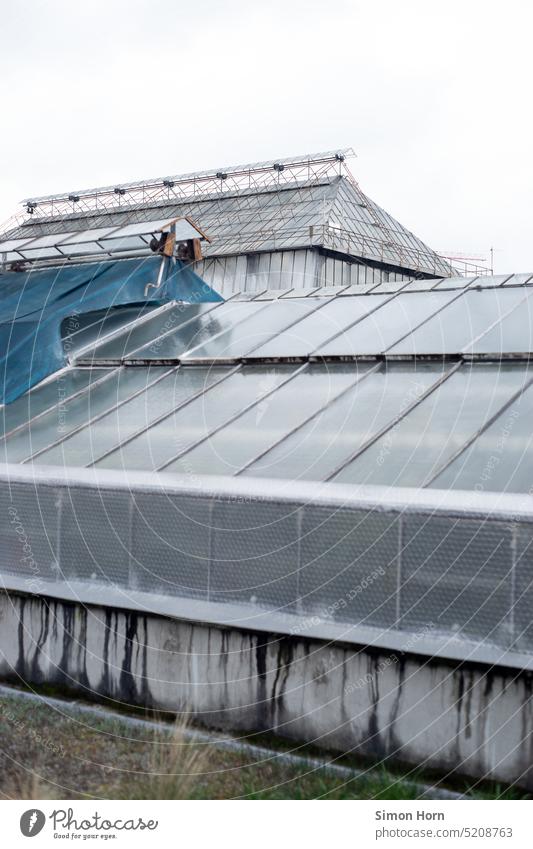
388;288;530;355
77;283;533;366
430;377;533;493
3;280;533;495
333;364;532;487
3;176;453;275
315;289;458;356
0;217;203;264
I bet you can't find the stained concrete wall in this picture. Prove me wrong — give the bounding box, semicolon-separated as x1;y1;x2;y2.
1;590;532;791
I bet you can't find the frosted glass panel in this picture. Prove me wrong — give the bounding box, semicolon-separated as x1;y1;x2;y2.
243;363;445;481
431;377;533;493
1;368;106;437
182;299;319;360
85;302;222;360
33;366;227;467
464;292;533;354
334;364;532;487
3;367;161;462
249;293;388;358
389;288;528;355
165;364;368;475
316;290;457;356
125;301;268;361
96;366;295;471
62;305;158;357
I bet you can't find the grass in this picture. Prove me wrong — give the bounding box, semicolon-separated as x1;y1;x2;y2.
0;688;528;801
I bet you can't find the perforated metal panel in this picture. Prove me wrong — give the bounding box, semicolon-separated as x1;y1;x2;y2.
299;506;400;626
59;486;131;584
1;466;532;668
211;499;300;609
130;493;211;598
400;515;513;644
0;481;60;583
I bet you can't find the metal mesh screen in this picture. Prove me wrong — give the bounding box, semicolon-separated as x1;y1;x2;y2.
0;466;532;669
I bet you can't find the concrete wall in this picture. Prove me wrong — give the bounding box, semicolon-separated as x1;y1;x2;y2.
2;590;532;791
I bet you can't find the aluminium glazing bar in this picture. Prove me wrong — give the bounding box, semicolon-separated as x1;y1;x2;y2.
120;293;246;362
156;363;310;472
1;366;121;441
71;300;177;362
422;371;533;487
461;288;533;354
235;296;336;360
324;361;464;481
21;364;179;463
234;362;382;476
304;277;416;359
86;364;243;467
251;288;294;300
381;285;475;354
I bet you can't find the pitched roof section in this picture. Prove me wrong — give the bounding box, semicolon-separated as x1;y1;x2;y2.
2;150;453;277
3;273;533;496
3;177;452;277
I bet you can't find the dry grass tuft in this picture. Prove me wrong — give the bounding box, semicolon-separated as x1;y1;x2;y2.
130;715;211;800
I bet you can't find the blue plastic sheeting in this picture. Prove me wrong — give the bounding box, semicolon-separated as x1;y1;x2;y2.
0;256;222;404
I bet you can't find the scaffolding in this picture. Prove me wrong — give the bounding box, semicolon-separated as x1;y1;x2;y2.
20;150;355;220
0;149;490;277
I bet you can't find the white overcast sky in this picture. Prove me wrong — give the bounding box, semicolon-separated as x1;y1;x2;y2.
1;0;532;273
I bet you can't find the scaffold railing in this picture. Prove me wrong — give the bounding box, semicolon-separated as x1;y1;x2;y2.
0;148;489;277
16;150;355;220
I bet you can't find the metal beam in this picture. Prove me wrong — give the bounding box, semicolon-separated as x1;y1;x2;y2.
18;150;355;220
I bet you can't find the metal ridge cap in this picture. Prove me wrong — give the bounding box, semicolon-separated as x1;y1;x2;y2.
1;463;532;521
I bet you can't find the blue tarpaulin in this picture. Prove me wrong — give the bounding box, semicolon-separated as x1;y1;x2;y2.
0;255;223;404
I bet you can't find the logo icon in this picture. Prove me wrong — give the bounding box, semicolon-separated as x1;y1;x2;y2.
20;809;46;837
